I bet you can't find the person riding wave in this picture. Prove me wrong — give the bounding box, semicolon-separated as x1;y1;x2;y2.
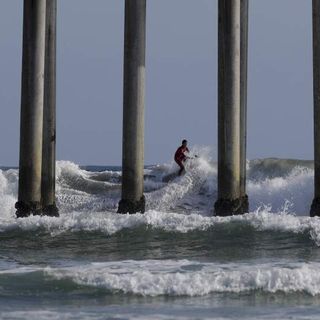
174;139;190;176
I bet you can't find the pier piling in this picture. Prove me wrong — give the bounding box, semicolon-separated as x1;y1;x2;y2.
16;0;47;218
118;0;146;214
215;0;248;216
240;0;249;212
311;0;320;217
41;0;59;217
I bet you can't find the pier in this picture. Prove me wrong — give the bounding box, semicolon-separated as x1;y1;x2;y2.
311;0;320;217
16;0;47;218
13;0;320;217
118;0;146;214
214;0;249;216
41;0;59;217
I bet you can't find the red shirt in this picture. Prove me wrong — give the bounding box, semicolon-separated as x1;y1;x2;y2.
174;146;189;162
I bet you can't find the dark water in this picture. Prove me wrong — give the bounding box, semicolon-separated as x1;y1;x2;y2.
1;153;320;319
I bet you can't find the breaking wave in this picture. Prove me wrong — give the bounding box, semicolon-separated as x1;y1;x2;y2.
0;147;318;243
0;209;320;245
45;260;320;296
2;260;320;297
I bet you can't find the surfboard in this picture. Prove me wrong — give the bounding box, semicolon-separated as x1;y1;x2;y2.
162;169;186;183
162;157;198;183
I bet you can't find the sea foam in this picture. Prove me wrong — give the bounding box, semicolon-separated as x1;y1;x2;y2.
0;209;320;247
0;152;319;244
44;259;320;297
0;151;316;217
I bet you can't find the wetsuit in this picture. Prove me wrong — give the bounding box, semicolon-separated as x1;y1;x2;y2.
174;146;189;175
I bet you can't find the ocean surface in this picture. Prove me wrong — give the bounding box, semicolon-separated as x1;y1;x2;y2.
1;147;320;319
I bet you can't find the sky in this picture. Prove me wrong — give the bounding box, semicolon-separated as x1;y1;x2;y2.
0;0;313;165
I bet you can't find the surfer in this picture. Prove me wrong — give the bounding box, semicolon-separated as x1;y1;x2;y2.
174;139;190;176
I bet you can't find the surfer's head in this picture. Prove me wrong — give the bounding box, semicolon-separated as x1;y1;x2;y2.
182;139;187;147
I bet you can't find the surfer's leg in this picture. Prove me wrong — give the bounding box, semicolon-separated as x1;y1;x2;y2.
177;161;185;176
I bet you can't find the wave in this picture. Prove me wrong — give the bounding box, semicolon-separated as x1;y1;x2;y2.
0;209;319;246
0;311;218;320
0;149;318;236
47;260;320;296
248;158;313;179
0;150;316;216
56;160;121;194
54;153;315;215
1;311;319;320
1;259;319;297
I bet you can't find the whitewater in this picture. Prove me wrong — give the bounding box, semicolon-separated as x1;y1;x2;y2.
1;147;320;320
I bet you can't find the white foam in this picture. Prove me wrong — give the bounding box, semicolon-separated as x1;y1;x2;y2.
0;154;316;218
1;310;319;320
0;169;18;219
56;161;121;196
0;266;41;274
1;209;320;246
45;259;320;297
0;155;320;245
147;147;216;212
0;311;223;320
248;166;314;215
0;311;109;320
0;210;212;236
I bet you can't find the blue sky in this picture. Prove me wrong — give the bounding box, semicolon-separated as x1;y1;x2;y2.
0;0;313;165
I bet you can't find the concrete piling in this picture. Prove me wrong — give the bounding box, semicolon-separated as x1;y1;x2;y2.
118;0;146;214
16;0;47;218
41;0;59;217
240;0;249;212
311;0;320;217
215;0;248;216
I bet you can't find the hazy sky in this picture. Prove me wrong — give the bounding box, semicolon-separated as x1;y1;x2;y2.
0;0;313;165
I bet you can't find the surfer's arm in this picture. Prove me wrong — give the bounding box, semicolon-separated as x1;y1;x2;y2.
184;148;191;159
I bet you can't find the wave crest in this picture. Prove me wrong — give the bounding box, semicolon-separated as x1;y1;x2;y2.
45;260;320;297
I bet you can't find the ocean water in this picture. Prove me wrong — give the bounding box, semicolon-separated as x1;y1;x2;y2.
0;146;320;319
